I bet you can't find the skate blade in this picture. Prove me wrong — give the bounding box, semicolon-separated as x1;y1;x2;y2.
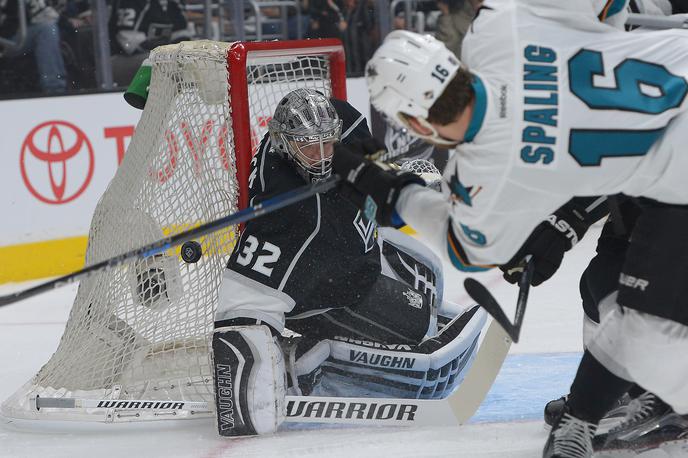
594;438;688;457
542;415;623;433
595;416;628;435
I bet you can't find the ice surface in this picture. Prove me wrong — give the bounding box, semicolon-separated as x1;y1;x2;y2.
0;227;603;457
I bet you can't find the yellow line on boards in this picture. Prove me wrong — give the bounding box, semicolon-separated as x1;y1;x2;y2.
0;225;415;284
0;236;89;283
0;230;240;284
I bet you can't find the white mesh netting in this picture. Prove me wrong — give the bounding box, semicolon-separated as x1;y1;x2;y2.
2;40;339;423
400;159;443;191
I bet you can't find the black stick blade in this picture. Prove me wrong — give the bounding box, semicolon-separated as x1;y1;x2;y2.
464;278;519;343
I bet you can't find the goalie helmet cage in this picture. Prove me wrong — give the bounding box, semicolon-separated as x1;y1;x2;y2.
1;39;346;423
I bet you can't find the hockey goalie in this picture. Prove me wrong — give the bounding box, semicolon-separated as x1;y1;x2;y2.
212;89;486;436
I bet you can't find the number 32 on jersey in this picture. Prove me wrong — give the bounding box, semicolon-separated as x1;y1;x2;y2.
235;235;282;277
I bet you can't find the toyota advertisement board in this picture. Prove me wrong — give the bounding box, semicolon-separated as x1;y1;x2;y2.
0;79;370;282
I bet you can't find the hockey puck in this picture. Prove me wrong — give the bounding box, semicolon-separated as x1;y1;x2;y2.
181;241;202;263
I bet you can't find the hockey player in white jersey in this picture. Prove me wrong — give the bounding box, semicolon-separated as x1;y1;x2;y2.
495;1;688;452
211;89;485;437
331;1;688;457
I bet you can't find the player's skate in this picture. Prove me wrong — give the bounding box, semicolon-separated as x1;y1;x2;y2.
545;393;631;433
545;396;569;429
543;401;597;458
593;392;688;456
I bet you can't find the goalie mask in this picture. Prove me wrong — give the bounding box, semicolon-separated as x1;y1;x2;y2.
366;30;462;147
268;89;342;182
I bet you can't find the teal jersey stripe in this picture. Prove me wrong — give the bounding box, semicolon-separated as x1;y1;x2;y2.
464;75;488;143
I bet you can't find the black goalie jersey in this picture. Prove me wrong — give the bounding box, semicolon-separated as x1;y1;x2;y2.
221;99;380;329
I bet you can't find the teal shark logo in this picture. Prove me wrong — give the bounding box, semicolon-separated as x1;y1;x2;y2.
448;171;479;207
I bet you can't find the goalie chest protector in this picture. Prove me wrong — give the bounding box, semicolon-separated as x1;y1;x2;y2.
228;110;381;315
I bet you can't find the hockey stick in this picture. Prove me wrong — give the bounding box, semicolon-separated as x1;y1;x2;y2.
463;256;534;343
31;319;510;427
30;394;458;426
0;142;405;309
0;176;340;308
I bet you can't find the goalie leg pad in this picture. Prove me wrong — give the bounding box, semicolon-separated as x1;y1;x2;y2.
322;305;487;399
213;325;286;436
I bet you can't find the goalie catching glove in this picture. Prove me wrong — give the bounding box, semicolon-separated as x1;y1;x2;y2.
332;139;425;227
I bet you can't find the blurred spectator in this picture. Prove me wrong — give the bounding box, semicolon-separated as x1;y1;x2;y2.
342;0;375;74
435;0;476;58
109;0;194;87
392;0;438;32
58;0;96;90
308;0;346;39
293;0;310;38
256;0;310;40
0;0;67;94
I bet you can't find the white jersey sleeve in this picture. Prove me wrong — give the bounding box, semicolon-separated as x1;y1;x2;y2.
400;0;688;270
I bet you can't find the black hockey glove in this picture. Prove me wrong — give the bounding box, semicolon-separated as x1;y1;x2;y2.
501;201;592;286
332;140;425;227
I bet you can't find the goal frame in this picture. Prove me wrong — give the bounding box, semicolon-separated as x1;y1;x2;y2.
0;38;348;425
228;39;347;211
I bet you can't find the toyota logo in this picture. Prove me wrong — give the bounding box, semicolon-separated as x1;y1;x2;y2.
20;120;95;204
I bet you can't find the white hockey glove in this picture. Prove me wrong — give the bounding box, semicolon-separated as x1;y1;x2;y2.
212;325;286;436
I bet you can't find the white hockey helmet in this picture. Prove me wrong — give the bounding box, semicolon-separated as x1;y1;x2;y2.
366;30;462;146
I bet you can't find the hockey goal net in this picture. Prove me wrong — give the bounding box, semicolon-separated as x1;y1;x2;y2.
2;39;346;423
